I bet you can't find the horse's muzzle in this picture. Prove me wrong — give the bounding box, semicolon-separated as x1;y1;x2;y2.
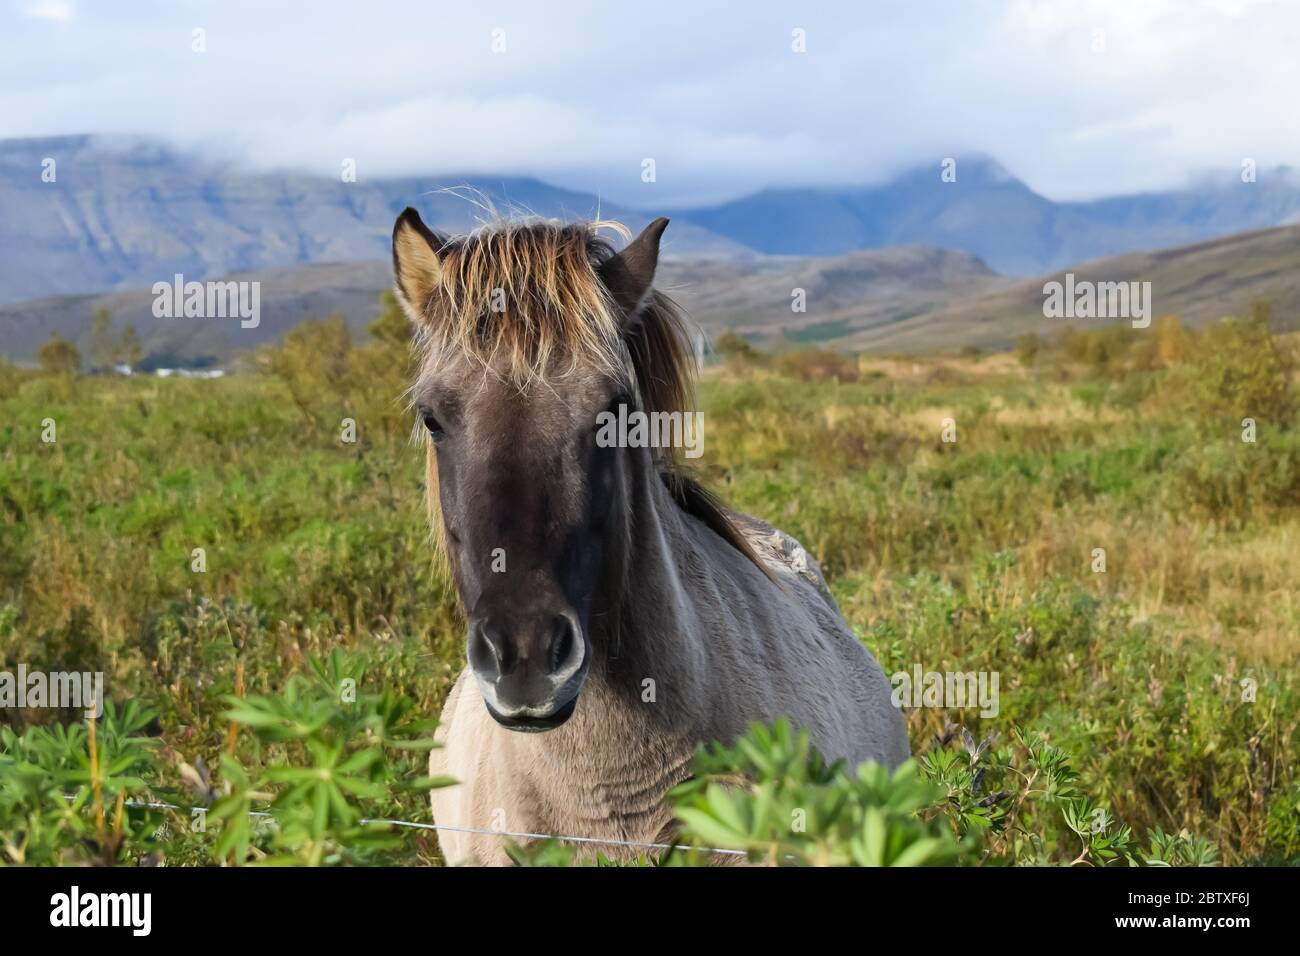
468;612;588;732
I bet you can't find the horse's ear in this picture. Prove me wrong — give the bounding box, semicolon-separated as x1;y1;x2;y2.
599;217;669;319
392;207;445;322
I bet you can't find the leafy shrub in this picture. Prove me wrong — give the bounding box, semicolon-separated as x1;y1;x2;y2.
1054;324;1140;378
0;700;159;865
1161;306;1294;424
921;725;1218;866
1176;431;1300;523
775;348;860;383
713;330;760;364
669;720;972;866
0;651;449;866
257;292;416;441
35;334;81;376
210;649;447;865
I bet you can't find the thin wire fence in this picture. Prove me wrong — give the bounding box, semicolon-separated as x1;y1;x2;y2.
73;796;747;859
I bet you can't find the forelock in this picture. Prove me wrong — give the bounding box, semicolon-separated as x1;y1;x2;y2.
415;219;633;392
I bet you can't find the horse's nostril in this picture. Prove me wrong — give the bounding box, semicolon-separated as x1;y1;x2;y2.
548;616;579;676
469;619;512;678
549;616;574;674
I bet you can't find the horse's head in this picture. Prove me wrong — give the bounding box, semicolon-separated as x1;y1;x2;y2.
392;209;683;732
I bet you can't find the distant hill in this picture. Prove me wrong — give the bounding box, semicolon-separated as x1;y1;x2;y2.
10;222;1300;364
837;224;1300;353
0;135;751;306
6;135;1300;311
0;246;1004;366
3;223;1296;365
4;132;1299;363
0;261;394;369
658;245;1005;344
674;157;1300;276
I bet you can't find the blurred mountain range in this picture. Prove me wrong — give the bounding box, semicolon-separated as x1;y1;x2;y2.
672;157;1300;275
0;134;749;306
4;223;1297;366
0;246;999;367
5;135;1300;306
3;134;1300;362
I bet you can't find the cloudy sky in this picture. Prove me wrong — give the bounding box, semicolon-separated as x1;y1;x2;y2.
2;0;1297;206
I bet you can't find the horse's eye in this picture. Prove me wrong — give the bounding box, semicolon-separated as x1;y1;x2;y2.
421;411;444;439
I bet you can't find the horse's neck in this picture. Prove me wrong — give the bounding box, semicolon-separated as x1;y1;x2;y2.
586;465;715;726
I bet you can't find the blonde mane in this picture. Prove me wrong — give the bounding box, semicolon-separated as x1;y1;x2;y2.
415;220;628;388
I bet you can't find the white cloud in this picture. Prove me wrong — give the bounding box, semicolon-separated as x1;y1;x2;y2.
1;0;1297;205
25;0;72;21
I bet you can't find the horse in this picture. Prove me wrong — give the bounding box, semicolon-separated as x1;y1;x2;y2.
390;208;910;865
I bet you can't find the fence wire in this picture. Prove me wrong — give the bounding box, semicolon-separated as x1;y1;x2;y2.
71;796;748;859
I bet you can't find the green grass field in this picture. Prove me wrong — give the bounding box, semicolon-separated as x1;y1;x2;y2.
1;312;1297;865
